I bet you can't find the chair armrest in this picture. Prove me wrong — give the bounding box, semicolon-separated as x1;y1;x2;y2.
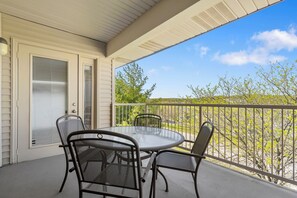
141;152;157;182
59;144;68;148
157;149;205;159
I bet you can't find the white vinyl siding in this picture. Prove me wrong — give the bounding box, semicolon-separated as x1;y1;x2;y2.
97;59;113;128
1;14;113;165
1;36;11;166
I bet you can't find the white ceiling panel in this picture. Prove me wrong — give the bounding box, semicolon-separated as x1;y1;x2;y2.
0;0;283;67
238;0;257;14
253;0;269;9
0;0;161;42
224;0;246;18
206;7;228;24
268;0;281;4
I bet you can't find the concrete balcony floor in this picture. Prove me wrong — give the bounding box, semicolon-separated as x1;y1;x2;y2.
0;155;296;198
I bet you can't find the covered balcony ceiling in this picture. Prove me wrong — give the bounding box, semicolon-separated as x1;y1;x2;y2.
0;0;282;67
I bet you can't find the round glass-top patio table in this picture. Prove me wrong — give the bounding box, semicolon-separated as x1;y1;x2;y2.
100;126;185;151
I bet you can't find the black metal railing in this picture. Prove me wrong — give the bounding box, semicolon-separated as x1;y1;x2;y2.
114;103;297;186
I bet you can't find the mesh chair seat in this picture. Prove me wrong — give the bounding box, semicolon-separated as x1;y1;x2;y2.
84;163;137;188
116;150;152;162
75;147;113;163
156;152;196;173
83;163;148;198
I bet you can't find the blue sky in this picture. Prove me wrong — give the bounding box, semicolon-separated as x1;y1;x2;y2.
116;0;297;98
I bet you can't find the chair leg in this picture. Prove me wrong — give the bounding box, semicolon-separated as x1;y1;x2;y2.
59;160;69;192
193;173;200;198
150;160;157;198
157;169;169;192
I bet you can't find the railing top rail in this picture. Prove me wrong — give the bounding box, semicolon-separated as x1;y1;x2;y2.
115;103;297;109
115;103;147;106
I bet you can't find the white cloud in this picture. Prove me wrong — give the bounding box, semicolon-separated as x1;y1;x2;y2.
193;44;210;57
199;46;209;57
161;66;172;71
147;69;158;77
214;49;286;66
252;28;297;51
214;51;249;65
214;28;296;66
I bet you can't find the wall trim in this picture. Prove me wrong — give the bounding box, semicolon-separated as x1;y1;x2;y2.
0;13;3;167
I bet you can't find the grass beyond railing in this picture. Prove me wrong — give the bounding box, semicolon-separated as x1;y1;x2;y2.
114;103;297;187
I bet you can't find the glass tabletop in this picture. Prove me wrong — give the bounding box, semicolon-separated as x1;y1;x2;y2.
100;126;185;151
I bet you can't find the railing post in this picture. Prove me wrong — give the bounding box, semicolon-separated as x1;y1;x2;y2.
199;105;202;128
112;103;116;126
145;103;148;113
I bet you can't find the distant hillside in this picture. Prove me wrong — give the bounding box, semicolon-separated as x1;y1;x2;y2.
148;94;293;105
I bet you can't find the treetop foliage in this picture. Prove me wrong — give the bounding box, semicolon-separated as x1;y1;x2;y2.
115;62;156;103
188;62;297;105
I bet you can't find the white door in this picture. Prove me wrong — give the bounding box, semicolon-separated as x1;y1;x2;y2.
17;44;78;162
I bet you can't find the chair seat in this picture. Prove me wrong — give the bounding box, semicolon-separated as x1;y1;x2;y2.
82;163;150;197
85;163;138;188
117;151;152;162
68;148;114;162
156;151;196;172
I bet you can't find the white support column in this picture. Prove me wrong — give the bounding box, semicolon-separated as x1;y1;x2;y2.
0;13;3;167
111;59;116;127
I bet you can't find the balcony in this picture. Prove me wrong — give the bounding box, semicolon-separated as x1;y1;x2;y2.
0;154;296;198
114;103;297;191
1;102;297;198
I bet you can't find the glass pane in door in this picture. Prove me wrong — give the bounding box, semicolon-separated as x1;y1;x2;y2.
32;57;67;146
84;66;93;129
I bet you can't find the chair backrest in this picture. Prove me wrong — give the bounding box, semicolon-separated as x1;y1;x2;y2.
191;121;214;164
134;113;162;128
56;115;85;152
67;130;143;197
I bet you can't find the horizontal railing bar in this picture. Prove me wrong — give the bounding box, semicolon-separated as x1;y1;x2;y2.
115;103;297;109
115;103;147;106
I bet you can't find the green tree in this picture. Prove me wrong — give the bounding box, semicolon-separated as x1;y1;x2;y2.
116;62;156;103
187;62;297;185
115;62;156;125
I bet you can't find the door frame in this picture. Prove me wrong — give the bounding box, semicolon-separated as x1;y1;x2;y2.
11;38;100;163
79;57;98;129
0;13;3;167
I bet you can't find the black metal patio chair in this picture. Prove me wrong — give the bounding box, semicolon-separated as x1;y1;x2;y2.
56;115;85;192
67;130;156;198
134;113;162;128
56;115;111;192
117;113;162;163
151;121;214;198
